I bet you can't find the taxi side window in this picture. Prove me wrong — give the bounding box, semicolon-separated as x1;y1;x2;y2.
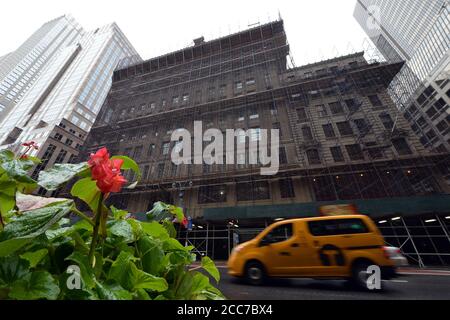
263;223;293;244
308;219;369;236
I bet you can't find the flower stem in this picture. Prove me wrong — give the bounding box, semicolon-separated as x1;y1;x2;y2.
72;207;95;226
88;193;104;267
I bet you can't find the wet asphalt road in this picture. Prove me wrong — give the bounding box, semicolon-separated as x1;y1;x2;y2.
216;267;450;300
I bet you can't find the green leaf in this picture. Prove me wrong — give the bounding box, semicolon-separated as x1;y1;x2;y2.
201;256;220;283
70;177;101;213
110;205;128;220
190;272;210;294
0;238;33;257
0;256;30;286
146;201;184;223
38;162;89;191
0;149;14;162
9;271;60;300
110;155;141;188
95;280;132;300
20;248;48;268
162;220;177;238
175;271;194;299
0;200;74;241
109;220;134;243
1;157;36;185
163;238;191;252
141;221;169;240
108;251;138;290
131;263;168;292
137;235;165;275
0;180;16;217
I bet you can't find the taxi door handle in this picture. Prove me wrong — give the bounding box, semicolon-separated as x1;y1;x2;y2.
291;243;300;248
279;252;291;256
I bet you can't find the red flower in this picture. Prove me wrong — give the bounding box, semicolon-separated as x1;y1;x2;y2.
88;148;127;194
22;141;39;149
182;216;188;228
88;147;110;167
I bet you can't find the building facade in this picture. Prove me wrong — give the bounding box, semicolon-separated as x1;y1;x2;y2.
354;0;450;153
0;15;84;121
83;20;450;264
0;20;141;187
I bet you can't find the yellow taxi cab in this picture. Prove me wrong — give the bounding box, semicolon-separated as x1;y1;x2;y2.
227;215;398;289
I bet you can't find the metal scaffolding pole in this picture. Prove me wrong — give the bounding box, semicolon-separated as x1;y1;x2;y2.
400;217;425;268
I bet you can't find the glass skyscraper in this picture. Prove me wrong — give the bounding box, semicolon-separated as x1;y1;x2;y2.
354;0;450;152
0;15;84;121
0;17;141;182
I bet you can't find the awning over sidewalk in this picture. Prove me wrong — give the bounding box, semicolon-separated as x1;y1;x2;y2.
203;195;450;221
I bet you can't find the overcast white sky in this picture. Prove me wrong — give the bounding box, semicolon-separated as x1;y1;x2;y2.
0;0;369;66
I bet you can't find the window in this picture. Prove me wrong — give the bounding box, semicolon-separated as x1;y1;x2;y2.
306;149;321;164
317;104;328;117
54;149;67;164
65;139;73;146
182;94;189;102
279;147;287;164
436;120;448;133
236;181;270;201
249;112;259;120
308;219;369;236
336;121;353;136
345;144;364;160
426;130;437;141
198;185;227;204
345;99;359;113
270;103;278;116
172;96;179;104
147;144;155;156
246;78;256;85
329;102;344;114
379;113;394;130
235;81;243;90
54;133;63;141
392;138;412;155
322;124;335;138
434;98;447;111
162;142;170;155
354;118;369;135
297;108;307;122
157;163;165;178
263;224;293;244
367;145;384;159
302;126;313;140
143;165;150;181
133;146;143;159
219;85;227;98
368;95;382;107
330;146;344;162
279;178;295;198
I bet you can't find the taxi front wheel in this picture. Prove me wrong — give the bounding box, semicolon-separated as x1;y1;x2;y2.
245;261;266;285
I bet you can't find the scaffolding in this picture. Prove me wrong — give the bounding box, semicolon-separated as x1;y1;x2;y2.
83;18;450;265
